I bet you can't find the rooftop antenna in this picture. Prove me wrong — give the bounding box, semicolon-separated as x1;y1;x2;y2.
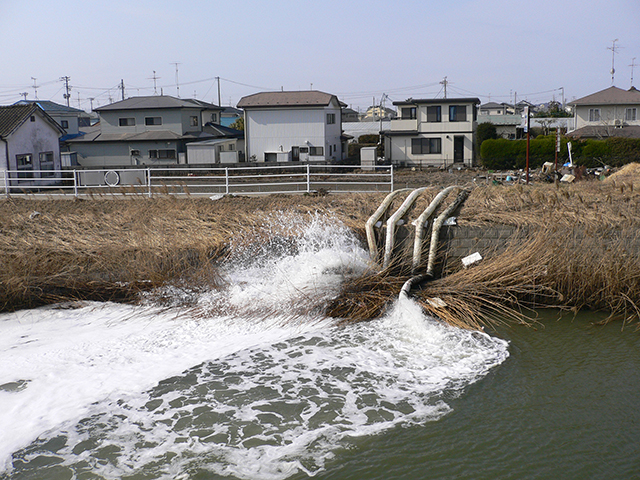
608;39;619;85
150;70;160;95
31;77;39;99
171;62;181;97
630;57;638;88
20;92;28;100
440;76;448;98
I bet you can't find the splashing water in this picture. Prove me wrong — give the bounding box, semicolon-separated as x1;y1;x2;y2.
0;213;509;479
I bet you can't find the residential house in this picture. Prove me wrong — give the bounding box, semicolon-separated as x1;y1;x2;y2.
237;90;346;162
383;97;480;167
479;102;514;116
14;100;92;139
567;86;640;139
220;106;243;127
362;105;397;122
65;95;224;167
0;103;65;187
186;123;245;164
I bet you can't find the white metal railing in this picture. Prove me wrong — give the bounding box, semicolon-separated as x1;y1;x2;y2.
1;164;394;198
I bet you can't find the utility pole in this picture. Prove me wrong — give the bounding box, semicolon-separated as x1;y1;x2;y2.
119;79;125;100
440;76;448;98
31;77;39;99
216;76;221;106
608;38;619;85
61;76;71;106
630;58;638;88
89;98;95;111
171;62;181;97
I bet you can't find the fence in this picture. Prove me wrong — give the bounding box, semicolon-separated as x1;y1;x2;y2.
1;164;394;198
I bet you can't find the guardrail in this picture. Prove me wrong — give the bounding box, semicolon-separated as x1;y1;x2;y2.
1;164;394;198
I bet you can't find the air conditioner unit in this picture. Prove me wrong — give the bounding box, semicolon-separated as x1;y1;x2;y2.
614;119;623;127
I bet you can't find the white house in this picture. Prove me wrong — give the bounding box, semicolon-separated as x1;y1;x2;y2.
0;103;65;187
568;86;640;139
237;91;346;163
383;97;480;168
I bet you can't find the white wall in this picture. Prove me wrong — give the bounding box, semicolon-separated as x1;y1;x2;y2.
6;113;61;172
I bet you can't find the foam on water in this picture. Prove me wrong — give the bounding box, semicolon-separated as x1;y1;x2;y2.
0;213;509;479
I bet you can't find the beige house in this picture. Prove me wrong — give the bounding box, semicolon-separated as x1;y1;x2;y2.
568;86;640;139
383;97;480;168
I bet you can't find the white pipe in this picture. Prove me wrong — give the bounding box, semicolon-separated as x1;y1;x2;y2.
365;188;411;262
411;186;458;273
383;187;431;269
426;190;469;278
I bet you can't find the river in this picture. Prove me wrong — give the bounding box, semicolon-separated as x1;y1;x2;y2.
1;213;638;479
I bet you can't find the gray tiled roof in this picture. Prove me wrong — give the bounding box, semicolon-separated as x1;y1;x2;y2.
567;125;640;139
95;95;222;112
237;91;338;108
14;99;86;114
570;86;640;106
0;104;36;137
393;97;481;106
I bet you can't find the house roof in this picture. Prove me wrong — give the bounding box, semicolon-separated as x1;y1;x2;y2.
0;103;65;139
569;86;640;106
237;91;341;108
481;102;512;109
393;97;481;106
203;122;244;138
14;99;86;115
95;95;222;112
567;125;640;139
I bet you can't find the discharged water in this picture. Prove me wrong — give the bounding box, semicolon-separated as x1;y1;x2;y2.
1;214;639;479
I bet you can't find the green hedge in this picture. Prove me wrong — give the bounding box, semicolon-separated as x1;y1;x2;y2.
480;136;640;169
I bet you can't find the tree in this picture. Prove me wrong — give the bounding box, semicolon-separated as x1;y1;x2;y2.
229;116;244;131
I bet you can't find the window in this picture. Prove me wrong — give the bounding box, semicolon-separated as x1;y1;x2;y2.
30;116;35;122
589;109;601;122
16;154;33;178
39;152;55;177
60;120;69;129
449;105;467;122
401;107;417;120
145;117;162;126
411;138;442;155
299;147;309;153
427;106;441;122
309;146;324;156
149;149;176;159
626;108;637;122
130;149;141;156
211;113;218;123
119;117;135;126
190;116;199;127
327;113;336;124
228;143;235;151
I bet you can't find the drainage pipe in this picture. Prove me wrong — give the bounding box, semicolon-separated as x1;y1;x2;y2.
425;190;469;278
400;189;469;298
383;187;431;269
365;188;411;262
411;185;458;273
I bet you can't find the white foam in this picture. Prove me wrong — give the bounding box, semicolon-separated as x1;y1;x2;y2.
0;212;509;479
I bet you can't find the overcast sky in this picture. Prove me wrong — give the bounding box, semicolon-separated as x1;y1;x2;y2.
1;0;638;112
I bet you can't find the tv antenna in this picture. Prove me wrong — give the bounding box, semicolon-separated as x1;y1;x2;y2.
608;39;620;85
630;57;638;88
149;70;160;95
171;62;181;97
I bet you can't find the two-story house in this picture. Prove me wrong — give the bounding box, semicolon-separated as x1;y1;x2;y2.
15;100;92;139
568;86;640;139
237;91;346;163
0;103;65;187
66;95;224;167
383;97;480;168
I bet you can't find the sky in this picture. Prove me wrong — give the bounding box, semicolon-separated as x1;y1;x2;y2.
1;0;638;113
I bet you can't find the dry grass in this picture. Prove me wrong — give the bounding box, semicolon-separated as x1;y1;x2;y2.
3;170;640;331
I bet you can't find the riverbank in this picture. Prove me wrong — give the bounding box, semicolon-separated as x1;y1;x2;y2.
2;165;640;330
